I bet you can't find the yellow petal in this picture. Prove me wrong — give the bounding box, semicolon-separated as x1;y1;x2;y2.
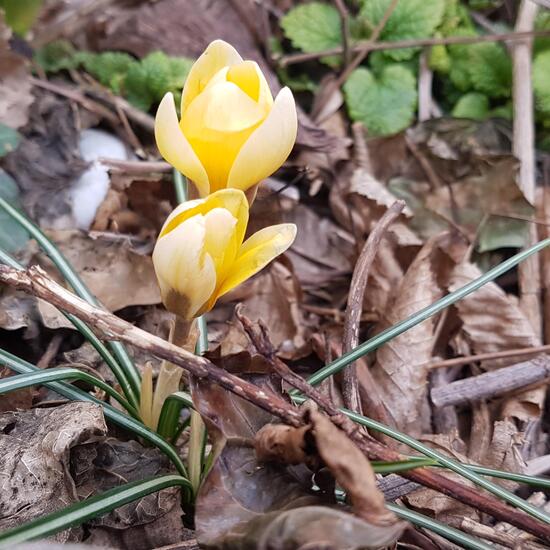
181;40;242;113
153;216;216;319
215;223;297;298
181;82;266;191
160;189;248;244
227;61;273;110
203;207;238;276
227;87;297;191
155;93;210;197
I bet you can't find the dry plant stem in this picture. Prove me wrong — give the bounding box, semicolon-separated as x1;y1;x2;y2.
543;183;550;345
333;0;351;66
342;200;405;418
0;265;303;428
99;158;172;174
431;355;550;408
30;77;119;124
428;344;550;369
513;0;542;337
279;29;550;66
236;311;550;542
418;49;433;122
4;266;550;541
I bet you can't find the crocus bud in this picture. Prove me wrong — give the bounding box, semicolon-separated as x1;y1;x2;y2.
152;189;296;320
155;40;298;197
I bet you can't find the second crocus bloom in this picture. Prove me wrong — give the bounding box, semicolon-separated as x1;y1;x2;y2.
152;189;296;320
155;40;298;197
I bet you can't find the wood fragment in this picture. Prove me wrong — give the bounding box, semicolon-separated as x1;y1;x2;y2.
431;355;550;408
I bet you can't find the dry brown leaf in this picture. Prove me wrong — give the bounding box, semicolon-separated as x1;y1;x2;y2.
371;237;444;434
36;230;160;320
217;262;310;360
0;15;33;129
0;403;106;541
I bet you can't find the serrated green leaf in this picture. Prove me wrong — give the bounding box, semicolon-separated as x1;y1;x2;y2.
534;11;550;56
0;171;28;253
82;52;137;95
465;42;512;98
429;43;451;74
0;124;20;157
281;2;342;67
534;51;550;116
344;65;417;136
452;92;489;120
34;40;78;72
360;0;445;61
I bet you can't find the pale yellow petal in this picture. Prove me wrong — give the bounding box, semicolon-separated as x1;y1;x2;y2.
160;189;248;242
227;61;273;110
227;87;297;191
153;216;216;319
181;82;266;190
155;93;209;197
181;40;242;112
203;207;237;274
215;223;297;298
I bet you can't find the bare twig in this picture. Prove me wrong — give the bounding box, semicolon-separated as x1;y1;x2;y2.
278;29;550;67
417;49;433;122
99;158;172;174
4;265;550;540
513;0;541;337
333;0;352;67
427;344;550;370
342;201;405;417
30;77;119;125
431;355;550;408
0;265;303;427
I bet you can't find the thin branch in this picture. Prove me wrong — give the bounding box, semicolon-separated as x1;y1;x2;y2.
431;355;550;408
427;344;550;370
342;201;405;417
513;0;541;337
334;0;352;67
3;264;550;541
278;29;550;67
0;265;303;427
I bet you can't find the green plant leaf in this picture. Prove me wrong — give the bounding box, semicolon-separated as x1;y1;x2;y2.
449;41;512;99
0;123;20;157
0;172;28;254
125;51;193;111
387;504;492;550
0;0;42;35
0;367;136;416
452;92;489;120
157;391;194;440
344;65;417;136
0;475;191;546
0;348;188;479
34;40;79;72
280;2;342;67
359;0;445;61
81;51;138;95
534;50;550;116
534;11;550;56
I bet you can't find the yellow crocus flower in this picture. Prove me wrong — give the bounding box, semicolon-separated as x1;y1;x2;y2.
155;40;298;197
152;188;296;320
